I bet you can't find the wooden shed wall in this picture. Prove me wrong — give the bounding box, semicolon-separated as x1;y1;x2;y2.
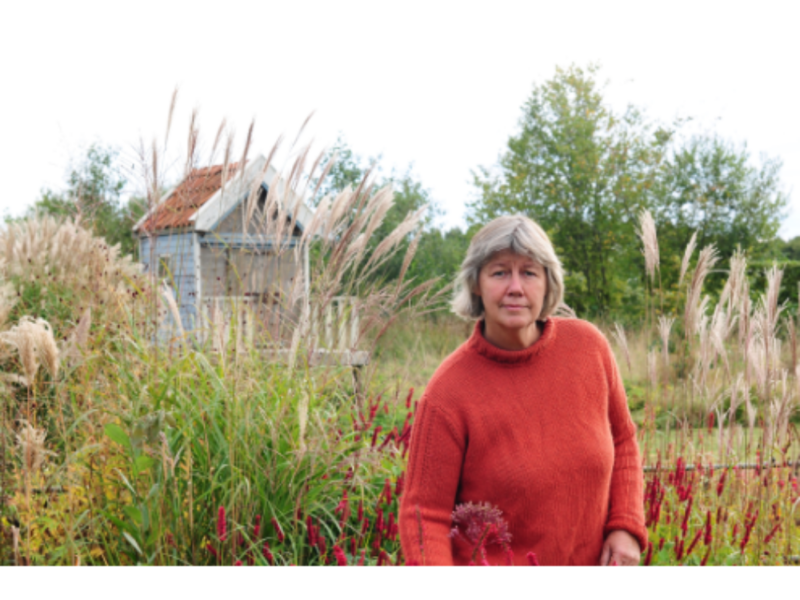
139;232;199;332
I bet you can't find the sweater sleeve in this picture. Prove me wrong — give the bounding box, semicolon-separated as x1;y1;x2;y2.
398;393;465;566
602;344;649;553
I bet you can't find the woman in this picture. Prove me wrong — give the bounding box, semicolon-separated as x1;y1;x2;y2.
398;215;647;566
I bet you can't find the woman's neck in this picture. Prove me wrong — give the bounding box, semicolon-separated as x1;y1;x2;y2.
482;319;542;351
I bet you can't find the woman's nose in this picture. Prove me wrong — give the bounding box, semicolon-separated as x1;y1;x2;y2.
507;270;523;293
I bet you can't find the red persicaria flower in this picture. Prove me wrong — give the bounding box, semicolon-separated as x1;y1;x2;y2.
206;542;219;560
217;506;227;542
357;549;367;566
704;511;713;546
318;534;327;555
383;479;393;505
395;474;405;498
685;530;702;558
271;517;285;543
350;536;357;558
333;545;348;566
361;518;370;535
644;542;654;566
263;541;274;565
357;500;364;522
370;426;382;448
253;515;261;540
716;470;728;497
526;552;540;566
764;522;781;544
405;388;414;409
234;560;242;566
376;508;384;533
658;537;665;551
378;550;391;566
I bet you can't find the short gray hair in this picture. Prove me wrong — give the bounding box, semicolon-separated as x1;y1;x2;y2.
451;214;564;320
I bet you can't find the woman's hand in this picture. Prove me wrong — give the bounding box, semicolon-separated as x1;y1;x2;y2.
599;530;641;566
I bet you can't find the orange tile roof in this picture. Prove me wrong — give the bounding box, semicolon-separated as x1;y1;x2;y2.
138;162;242;232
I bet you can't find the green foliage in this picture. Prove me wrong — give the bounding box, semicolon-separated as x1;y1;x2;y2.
469;64;788;319
469;64;670;316
312;136;467;291
25;145;146;258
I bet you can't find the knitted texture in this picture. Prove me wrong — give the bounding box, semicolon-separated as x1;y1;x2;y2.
398;317;648;566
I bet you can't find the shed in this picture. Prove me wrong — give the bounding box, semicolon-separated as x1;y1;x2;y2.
133;154;313;347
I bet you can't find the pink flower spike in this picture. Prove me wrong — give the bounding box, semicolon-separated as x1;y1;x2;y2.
526;552;540;566
217;506;227;542
333;545;348;566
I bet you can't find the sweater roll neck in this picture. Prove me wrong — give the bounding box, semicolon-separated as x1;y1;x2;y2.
467;317;557;364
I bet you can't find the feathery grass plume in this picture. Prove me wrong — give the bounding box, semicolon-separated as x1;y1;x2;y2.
0;276;16;331
160;282;185;343
684;245;719;338
658;316;674;372
637;209;659;282
762;264;784;336
16;420;54;474
612;323;631;373
164;87;178;148
61;308;92;369
678;231;698;287
0;316;60;384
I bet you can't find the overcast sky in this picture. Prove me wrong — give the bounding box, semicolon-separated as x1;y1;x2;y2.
2;0;799;238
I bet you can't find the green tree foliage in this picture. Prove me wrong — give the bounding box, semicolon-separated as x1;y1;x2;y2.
656;135;787;292
314;137;466;290
469;64;788;318
27;145;146;258
469;65;671;316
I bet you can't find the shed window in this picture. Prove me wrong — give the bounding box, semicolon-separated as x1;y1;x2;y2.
157;255;173;280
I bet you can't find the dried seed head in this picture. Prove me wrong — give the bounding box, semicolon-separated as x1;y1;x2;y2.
637;209;659;282
0;316;59;383
16;420;54;474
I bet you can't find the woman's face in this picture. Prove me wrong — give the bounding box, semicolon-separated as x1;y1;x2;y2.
475;250;547;348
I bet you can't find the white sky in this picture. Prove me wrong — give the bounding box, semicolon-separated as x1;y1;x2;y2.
2;0;799;237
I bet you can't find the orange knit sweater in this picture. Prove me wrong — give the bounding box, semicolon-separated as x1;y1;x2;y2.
398;317;648;566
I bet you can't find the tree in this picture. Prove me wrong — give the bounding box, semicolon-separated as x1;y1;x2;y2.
656;135;787;282
27;145;145;257
469;64;788;318
469;65;671;316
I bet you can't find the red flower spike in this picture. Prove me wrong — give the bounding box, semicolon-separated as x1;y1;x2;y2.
764;523;781;544
383;479;393;505
658;537;665;551
234;560;242;566
333;545;348;566
206;542;219;560
357;500;364;522
350;536;357;558
217;506;227;542
370;426;382;448
274;518;285;543
262;541;274;565
716;470;728;497
395;474;405;498
644;542;654;566
405;388;414;409
700;546;711;566
704;511;713;546
685;530;702;558
376;508;384;533
357;549;367;566
526;552;540;566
